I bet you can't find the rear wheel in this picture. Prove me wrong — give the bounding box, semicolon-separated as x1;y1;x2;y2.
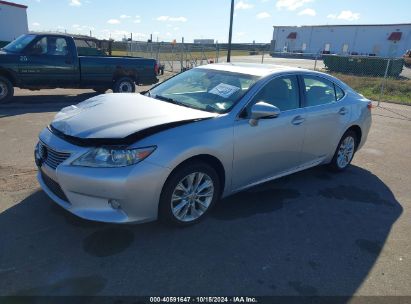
159;161;221;226
113;77;135;93
0;76;14;104
329;130;357;171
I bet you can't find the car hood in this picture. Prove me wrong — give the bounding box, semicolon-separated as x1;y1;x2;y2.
51;93;218;140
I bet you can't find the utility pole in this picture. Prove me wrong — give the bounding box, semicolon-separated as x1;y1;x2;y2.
227;0;234;62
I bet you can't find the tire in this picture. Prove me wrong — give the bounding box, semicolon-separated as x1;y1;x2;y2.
93;88;108;94
159;161;221;227
329;130;358;172
113;77;135;93
0;76;14;104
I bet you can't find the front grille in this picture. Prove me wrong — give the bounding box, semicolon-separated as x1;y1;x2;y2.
39;142;71;170
41;170;69;202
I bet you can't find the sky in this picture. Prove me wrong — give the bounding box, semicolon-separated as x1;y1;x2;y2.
17;0;411;43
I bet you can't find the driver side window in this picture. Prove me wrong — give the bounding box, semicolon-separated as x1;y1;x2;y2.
250;75;300;112
28;37;48;55
27;37;69;56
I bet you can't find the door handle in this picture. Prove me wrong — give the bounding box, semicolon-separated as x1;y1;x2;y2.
338;107;348;115
291;115;305;125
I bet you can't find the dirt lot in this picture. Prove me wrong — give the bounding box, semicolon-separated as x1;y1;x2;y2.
0;86;410;297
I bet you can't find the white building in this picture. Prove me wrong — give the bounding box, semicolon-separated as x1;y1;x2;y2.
271;24;411;58
0;0;28;44
194;39;215;45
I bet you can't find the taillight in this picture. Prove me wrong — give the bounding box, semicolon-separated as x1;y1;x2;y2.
367;102;373;110
154;63;159;75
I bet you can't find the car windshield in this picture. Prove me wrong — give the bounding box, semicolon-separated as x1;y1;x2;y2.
148;68;260;113
3;34;37;53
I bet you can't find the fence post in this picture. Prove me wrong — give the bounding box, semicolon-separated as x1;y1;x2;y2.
261;46;265;64
171;45;174;72
180;39;184;72
314;54;318;71
216;42;219;63
378;58;391;107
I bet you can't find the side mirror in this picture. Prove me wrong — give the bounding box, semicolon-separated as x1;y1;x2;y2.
249;101;281;126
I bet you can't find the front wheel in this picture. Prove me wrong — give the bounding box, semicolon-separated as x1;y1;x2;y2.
329;130;358;171
113;77;135;93
0;76;14;104
159;161;221;226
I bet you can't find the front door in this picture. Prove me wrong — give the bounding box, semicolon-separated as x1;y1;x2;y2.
19;36;77;87
232;75;306;191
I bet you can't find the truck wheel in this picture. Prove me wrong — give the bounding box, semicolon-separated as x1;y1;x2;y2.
0;76;14;104
113;77;135;93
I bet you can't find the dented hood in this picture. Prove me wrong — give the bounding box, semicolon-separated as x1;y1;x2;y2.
51;93;217;140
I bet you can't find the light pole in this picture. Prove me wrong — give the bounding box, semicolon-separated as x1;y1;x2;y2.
227;0;234;62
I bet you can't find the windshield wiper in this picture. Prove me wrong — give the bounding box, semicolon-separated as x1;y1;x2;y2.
154;95;192;108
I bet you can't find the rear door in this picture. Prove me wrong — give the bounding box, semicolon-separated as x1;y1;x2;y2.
232;75;307;190
299;74;350;165
19;36;77;87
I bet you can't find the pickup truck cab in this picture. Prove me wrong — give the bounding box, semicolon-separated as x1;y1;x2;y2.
0;33;159;103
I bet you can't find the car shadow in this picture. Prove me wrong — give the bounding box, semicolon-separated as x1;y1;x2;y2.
0;165;402;297
0;92;99;118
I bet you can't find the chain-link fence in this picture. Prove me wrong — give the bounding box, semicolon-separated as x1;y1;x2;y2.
112;41;410;106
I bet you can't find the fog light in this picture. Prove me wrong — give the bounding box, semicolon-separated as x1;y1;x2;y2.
108;199;121;210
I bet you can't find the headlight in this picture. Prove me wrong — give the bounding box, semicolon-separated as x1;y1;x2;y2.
72;146;156;168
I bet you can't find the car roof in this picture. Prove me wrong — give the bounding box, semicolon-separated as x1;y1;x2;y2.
196;62;350;90
197;62;309;77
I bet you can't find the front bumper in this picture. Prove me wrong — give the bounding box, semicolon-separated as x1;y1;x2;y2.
36;128;170;224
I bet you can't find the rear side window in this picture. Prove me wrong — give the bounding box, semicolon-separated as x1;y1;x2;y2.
302;76;337;106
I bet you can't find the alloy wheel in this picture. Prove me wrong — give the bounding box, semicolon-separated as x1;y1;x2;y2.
171;172;214;222
337;136;355;169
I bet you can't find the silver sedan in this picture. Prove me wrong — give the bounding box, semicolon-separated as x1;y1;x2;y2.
35;63;372;226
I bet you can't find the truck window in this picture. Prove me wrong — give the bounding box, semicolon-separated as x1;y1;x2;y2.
28;37;48;55
48;37;69;56
26;37;69;56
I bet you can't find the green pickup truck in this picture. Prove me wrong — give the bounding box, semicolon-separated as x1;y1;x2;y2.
0;33;159;103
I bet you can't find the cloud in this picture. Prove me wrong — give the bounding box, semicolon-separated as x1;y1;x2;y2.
156;16;187;22
327;10;360;21
235;1;254;10
69;0;81;6
120;14;131;19
32;22;40;27
72;24;94;31
276;0;313;11
256;12;271;19
107;19;120;25
298;8;316;16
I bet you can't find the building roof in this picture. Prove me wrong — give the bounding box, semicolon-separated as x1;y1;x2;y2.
0;0;27;9
273;23;411;28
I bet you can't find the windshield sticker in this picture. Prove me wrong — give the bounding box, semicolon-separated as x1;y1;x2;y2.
209;83;240;99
